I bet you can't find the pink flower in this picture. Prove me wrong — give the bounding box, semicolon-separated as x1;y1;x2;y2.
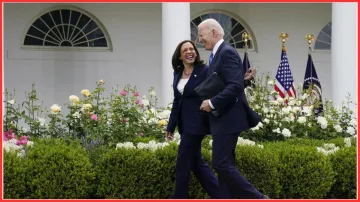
120;90;127;96
14;136;29;145
136;100;140;104
4;130;16;140
19;139;28;145
90;114;98;121
133;92;139;97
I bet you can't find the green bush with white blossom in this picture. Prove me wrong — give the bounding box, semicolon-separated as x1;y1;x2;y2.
242;73;357;141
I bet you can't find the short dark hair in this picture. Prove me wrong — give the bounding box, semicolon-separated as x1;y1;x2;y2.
171;40;204;72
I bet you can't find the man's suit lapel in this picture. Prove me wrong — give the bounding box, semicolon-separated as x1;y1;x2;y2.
209;42;226;74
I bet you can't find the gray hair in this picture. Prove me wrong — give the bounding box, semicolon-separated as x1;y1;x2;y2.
199;18;225;38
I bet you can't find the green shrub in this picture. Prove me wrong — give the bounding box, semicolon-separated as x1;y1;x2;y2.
235;145;281;198
3;137;356;199
3;152;28;199
132;136;160;145
25;139;95;199
274;144;336;199
95;147;165;198
282;137;354;148
327;147;357;199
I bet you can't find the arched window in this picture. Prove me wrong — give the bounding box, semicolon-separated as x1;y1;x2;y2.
314;22;331;51
22;6;112;51
190;11;257;51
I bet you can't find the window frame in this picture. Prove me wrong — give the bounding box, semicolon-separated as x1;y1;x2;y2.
21;5;113;52
313;21;331;52
191;9;258;52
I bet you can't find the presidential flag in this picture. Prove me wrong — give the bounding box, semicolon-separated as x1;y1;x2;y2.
243;51;255;87
274;48;297;98
243;51;251;73
303;53;323;114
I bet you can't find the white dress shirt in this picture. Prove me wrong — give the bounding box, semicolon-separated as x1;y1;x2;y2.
177;79;189;95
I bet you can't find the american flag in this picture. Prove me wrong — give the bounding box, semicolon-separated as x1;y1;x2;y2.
274;49;296;98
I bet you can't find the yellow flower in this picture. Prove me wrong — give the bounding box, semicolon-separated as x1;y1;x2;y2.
50;104;61;114
98;79;104;85
158;120;168;126
81;89;91;97
82;103;92;111
69;95;80;104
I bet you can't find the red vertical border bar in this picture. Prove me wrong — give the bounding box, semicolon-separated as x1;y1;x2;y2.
0;1;358;202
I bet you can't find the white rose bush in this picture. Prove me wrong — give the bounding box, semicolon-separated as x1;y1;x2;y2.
3;78;357;199
242;73;357;142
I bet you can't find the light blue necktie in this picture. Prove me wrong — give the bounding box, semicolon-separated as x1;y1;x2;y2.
209;52;214;65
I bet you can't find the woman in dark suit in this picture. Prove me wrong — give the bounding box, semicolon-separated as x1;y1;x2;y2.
166;40;220;199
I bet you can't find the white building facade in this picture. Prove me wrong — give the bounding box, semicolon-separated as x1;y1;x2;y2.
3;3;357;112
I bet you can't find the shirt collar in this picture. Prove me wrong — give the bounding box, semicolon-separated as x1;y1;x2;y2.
212;39;224;56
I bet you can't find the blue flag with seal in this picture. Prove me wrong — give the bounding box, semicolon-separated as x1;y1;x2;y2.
303;53;323;115
243;51;251;73
243;51;255;87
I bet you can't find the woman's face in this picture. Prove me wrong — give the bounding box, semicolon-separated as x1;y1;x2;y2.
179;42;197;65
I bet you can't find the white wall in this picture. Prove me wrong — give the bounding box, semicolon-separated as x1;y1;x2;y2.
4;3;163;114
4;3;333;115
192;3;333;100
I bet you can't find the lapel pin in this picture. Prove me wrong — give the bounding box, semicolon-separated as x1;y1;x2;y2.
194;75;197;77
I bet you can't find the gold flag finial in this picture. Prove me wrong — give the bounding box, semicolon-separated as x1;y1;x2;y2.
305;33;314;49
242;32;251;50
279;32;289;51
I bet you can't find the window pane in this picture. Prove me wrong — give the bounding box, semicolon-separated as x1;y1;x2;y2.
315;22;332;50
24;35;43;46
317;33;331;43
323;23;331;37
61;9;71;24
210;13;221;22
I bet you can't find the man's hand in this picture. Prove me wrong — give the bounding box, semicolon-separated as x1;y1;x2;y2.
165;131;174;141
244;68;257;81
200;100;212;112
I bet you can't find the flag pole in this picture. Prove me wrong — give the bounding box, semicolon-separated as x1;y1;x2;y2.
279;32;289;52
242;32;251;67
305;33;315;89
279;32;289;96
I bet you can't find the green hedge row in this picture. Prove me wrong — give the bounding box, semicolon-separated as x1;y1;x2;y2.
4;138;357;199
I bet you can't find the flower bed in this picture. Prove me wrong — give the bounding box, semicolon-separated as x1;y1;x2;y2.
3;76;357;145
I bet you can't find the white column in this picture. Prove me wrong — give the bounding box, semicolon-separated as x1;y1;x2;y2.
161;3;190;107
331;3;358;113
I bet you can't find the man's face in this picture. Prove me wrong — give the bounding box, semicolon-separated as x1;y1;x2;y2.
197;24;215;51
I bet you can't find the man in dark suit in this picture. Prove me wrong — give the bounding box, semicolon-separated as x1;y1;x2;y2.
197;19;269;199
